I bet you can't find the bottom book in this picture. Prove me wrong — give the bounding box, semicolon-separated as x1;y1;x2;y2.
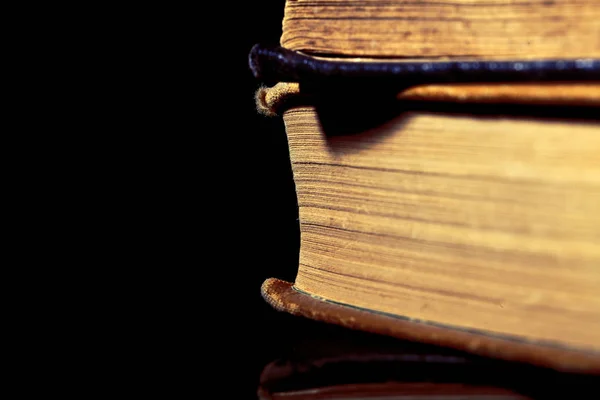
257;83;600;373
257;316;600;400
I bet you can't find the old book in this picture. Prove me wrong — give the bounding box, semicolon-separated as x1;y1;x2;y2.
258;317;599;400
251;0;600;374
280;0;600;59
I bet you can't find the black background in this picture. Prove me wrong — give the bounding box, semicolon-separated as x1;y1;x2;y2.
90;2;400;397
101;2;307;397
222;4;306;396
183;1;305;397
214;3;305;397
30;2;303;396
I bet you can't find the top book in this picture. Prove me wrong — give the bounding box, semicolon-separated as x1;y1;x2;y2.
280;0;600;59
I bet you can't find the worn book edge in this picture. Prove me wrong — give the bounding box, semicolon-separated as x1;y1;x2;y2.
256;82;600;116
261;278;600;374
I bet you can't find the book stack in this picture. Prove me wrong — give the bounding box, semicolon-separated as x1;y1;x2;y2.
250;0;600;398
